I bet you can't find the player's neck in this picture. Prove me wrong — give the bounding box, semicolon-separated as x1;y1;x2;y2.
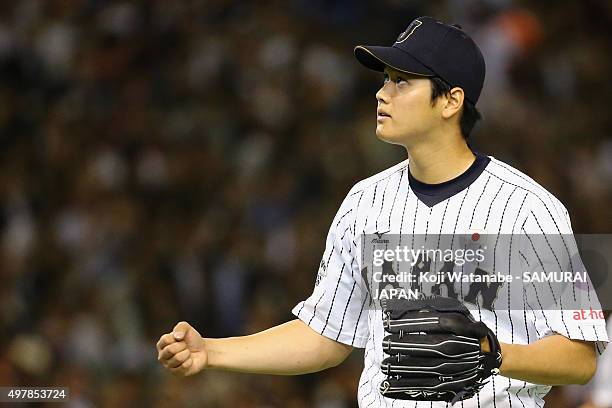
406;137;475;185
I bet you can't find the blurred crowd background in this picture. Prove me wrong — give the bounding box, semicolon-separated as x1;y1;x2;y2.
0;0;611;407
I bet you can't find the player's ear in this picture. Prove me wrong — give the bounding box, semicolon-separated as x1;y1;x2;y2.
441;87;464;119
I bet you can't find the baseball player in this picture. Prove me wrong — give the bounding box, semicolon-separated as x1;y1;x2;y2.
156;17;608;407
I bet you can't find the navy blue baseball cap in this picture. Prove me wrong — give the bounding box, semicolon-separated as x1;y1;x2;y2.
354;16;486;105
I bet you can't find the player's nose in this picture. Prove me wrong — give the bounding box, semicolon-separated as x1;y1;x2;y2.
376;83;391;105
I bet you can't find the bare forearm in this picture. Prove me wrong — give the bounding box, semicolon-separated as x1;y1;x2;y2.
205;319;352;375
499;335;596;385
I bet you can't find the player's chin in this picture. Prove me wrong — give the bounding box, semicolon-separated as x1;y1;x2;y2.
375;126;404;145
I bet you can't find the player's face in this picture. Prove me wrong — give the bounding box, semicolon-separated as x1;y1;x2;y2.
375;67;440;145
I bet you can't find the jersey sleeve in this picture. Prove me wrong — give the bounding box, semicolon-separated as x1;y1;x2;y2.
292;189;369;348
520;194;608;353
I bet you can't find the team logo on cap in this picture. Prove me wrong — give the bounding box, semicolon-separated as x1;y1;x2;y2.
396;19;422;44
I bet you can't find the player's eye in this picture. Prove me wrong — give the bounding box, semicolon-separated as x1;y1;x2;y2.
383;73;408;86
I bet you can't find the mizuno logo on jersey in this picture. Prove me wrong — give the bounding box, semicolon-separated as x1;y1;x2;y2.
315;260;327;286
371;230;391;244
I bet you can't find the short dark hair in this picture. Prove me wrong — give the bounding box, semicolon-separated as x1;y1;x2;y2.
429;77;481;139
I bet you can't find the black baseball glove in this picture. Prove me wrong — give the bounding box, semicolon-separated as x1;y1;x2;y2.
379;296;502;404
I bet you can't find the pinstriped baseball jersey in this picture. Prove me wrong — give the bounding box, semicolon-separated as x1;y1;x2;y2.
292;154;609;408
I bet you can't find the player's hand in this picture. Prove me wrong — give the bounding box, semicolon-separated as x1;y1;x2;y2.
156;321;207;376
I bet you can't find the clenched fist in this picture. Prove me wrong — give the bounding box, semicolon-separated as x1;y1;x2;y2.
156;321;208;376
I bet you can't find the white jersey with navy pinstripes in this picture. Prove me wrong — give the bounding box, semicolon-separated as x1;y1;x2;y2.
292;156;609;408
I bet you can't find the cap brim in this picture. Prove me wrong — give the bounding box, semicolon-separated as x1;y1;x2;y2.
354;45;435;77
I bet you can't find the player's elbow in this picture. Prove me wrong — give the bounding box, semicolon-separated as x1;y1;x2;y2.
319;337;353;370
570;340;597;385
576;353;597;385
